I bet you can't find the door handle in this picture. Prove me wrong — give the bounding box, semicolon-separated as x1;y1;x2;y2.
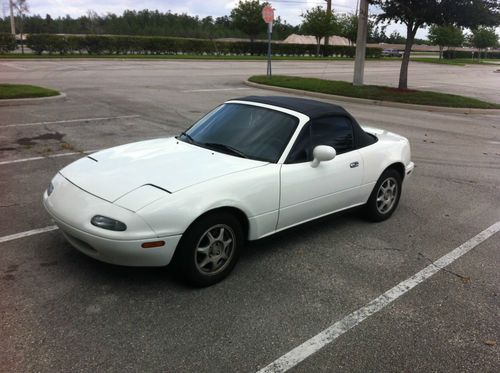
350;161;359;168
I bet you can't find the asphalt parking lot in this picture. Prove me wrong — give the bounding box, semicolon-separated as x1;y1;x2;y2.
1;59;499;372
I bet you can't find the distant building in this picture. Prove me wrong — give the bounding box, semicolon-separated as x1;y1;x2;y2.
283;34;351;46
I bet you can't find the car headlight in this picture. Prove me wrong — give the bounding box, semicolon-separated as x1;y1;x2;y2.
91;215;127;231
47;182;54;196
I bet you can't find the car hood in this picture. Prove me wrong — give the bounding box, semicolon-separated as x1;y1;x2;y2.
60;137;268;203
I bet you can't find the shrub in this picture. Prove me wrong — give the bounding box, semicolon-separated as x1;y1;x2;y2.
26;34;48;54
0;33;16;53
84;35;113;54
443;49;500;59
21;34;383;58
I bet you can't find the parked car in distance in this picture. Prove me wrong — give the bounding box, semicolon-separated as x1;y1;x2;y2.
43;96;414;286
382;49;403;57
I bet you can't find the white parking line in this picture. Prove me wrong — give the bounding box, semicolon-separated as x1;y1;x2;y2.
257;221;500;373
2;115;140;128
183;87;251;93
0;149;99;166
0;225;59;244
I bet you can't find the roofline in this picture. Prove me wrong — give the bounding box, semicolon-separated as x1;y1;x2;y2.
225;99;310;122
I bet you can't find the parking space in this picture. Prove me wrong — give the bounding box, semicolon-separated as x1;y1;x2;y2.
0;60;499;372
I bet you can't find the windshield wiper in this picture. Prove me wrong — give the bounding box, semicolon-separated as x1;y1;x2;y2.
203;143;248;159
179;131;196;143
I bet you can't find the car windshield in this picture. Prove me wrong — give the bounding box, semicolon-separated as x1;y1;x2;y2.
179;103;299;163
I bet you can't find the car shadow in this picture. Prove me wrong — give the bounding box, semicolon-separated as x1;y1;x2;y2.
242;206;367;260
53;206;368;290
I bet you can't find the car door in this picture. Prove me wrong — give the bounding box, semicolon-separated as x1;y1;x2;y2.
277;115;364;230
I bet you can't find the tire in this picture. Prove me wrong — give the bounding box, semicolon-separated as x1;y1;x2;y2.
365;168;402;222
173;211;243;287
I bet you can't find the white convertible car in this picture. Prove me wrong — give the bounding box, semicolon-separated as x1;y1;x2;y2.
44;96;414;286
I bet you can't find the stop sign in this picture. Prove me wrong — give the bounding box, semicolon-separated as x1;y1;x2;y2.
262;5;274;24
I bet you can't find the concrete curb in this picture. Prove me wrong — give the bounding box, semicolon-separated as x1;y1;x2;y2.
0;92;67;107
244;81;500;115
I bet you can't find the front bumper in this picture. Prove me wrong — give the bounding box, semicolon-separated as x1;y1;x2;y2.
405;162;415;178
43;173;181;267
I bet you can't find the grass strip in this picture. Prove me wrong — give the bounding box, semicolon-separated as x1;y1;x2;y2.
0;84;60;99
248;75;500;109
411;57;500;66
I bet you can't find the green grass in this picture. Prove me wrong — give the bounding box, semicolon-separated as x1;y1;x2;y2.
0;84;60;99
248;75;500;109
412;57;500;66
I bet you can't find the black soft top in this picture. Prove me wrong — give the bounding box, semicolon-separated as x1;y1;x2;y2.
233;95;376;148
234;95;349;119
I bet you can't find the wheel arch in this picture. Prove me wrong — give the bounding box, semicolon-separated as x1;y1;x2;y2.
365;161;405;202
384;162;405;181
184;206;250;241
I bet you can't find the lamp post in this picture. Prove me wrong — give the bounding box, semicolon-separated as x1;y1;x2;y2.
9;0;16;35
353;0;369;86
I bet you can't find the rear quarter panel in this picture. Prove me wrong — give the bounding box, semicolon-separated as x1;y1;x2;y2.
360;127;411;186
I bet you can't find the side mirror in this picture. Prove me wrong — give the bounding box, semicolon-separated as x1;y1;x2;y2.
311;145;336;168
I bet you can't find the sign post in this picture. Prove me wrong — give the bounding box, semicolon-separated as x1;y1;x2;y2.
262;5;274;78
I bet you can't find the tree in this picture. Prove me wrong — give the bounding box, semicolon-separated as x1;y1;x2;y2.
0;33;16;52
387;31;405;44
372;0;500;89
370;25;389;43
338;13;376;46
300;6;337;56
230;0;267;46
470;27;499;59
12;0;29;53
272;16;299;41
428;25;464;59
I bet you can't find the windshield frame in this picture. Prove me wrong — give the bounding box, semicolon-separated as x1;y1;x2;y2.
178;101;308;164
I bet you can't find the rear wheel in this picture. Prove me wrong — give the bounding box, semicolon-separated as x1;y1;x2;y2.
174;212;243;287
365;169;402;222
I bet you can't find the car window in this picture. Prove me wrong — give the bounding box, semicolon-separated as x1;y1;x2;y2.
286;116;355;163
180;103;299;163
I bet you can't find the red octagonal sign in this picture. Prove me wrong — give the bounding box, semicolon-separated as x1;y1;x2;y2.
262;5;274;24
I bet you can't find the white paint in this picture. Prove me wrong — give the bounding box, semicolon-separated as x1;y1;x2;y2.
2;115;140;128
257;221;500;373
183;87;251;93
0;62;28;70
0;225;58;244
0;149;99;166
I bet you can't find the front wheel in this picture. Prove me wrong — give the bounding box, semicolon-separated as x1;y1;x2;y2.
365;169;402;222
173;212;243;287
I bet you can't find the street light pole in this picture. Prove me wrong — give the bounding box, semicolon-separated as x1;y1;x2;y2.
353;0;369;85
323;0;332;56
9;0;16;35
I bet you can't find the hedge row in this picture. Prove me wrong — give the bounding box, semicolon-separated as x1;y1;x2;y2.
0;33;16;53
23;34;382;58
443;49;500;59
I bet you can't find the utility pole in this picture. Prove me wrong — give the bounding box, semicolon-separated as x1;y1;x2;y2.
323;0;331;56
9;0;16;35
353;0;368;85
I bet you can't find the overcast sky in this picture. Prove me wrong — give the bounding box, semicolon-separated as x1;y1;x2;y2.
2;0;430;39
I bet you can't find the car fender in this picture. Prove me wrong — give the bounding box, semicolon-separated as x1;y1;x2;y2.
136;163;281;240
